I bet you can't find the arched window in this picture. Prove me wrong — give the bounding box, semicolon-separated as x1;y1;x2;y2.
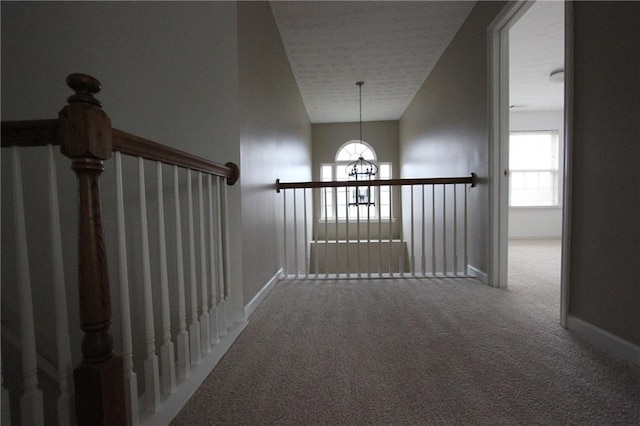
335;141;376;162
320;141;391;220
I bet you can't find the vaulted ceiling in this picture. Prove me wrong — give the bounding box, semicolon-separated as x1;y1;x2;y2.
271;1;564;124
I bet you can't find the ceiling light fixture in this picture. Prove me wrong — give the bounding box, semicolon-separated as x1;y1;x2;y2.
549;69;564;83
346;81;378;182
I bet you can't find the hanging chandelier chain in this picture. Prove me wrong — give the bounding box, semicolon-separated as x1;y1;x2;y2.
347;81;377;184
358;81;363;145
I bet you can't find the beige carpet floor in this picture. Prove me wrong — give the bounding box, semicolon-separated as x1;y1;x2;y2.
507;239;562;321
172;240;639;425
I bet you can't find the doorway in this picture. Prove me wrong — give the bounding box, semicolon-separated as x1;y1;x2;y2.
488;1;568;324
507;0;565;323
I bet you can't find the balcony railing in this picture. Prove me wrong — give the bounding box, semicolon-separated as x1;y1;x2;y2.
276;174;476;279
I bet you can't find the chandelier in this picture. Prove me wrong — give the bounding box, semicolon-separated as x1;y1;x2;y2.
346;81;378;181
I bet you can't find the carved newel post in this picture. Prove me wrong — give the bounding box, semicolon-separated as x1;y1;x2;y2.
59;74;126;425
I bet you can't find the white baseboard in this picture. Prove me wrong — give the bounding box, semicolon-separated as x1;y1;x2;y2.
140;321;247;426
243;268;282;320
466;264;488;284
567;315;640;368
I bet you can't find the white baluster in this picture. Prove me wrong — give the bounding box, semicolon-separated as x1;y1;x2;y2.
115;152;140;425
442;184;447;276
367;184;371;278
208;175;219;344
314;188;319;279
47;145;75;425
453;184;458;275
304;188;309;277
198;172;211;353
421;185;427;277
173;166;190;379
410;185;415;276
378;186;382;276
293;189;299;278
187;170;202;364
356;185;360;278
157;162;176;396
333;188;338;277
345;186;350;278
283;189;288;277
324;188;328;277
464;184;469;275
388;186;393;276
399;187;405;277
432;185;437;275
221;182;233;328
215;177;226;337
138;157;161;413
12;147;44;425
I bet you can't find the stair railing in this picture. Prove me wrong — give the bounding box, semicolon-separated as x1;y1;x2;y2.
1;73;240;425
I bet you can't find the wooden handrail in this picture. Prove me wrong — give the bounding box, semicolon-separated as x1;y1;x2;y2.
1;119;59;147
112;128;239;184
2;121;239;185
276;173;477;192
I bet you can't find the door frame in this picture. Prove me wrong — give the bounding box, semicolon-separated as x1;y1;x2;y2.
487;0;572;327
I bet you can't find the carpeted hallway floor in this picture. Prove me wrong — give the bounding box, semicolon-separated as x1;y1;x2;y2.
172;240;640;425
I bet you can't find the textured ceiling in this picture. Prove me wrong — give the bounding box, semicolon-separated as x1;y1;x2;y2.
271;1;564;124
270;1;475;123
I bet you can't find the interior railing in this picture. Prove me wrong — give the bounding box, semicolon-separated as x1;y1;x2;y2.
1;74;240;425
276;175;476;279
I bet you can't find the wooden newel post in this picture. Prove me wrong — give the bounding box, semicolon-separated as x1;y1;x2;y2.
59;73;126;425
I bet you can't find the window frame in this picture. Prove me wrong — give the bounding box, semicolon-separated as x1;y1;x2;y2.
508;130;561;208
319;141;393;221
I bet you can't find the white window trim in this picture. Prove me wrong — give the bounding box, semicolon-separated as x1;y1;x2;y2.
509;130;560;208
319;161;393;222
319;141;394;221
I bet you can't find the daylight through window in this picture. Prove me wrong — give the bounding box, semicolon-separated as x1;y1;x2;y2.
509;131;559;207
320;141;391;220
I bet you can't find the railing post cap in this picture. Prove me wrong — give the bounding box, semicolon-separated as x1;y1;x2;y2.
66;73;102;107
225;162;239;185
59;73;112;160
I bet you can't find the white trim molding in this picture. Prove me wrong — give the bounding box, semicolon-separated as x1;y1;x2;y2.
466;265;488;284
567;315;640;368
244;268;282;320
487;0;536;289
140;321;247;426
559;0;574;328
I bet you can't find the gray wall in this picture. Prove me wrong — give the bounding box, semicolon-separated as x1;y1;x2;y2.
1;2;240;157
569;2;640;345
237;2;312;304
399;1;507;276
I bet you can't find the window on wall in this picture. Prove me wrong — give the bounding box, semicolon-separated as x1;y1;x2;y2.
509;131;559;207
320;141;392;220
